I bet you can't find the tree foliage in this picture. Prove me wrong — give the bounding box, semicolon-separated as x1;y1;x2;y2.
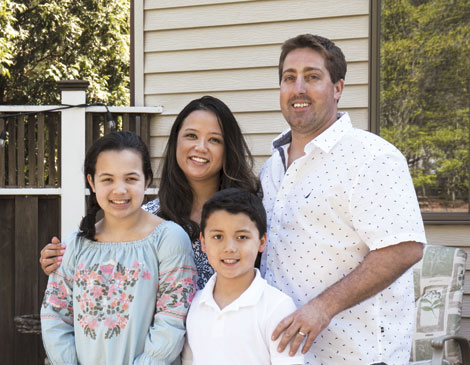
0;0;130;105
380;0;470;211
0;0;24;77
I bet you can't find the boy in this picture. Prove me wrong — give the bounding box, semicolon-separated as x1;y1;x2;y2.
182;188;304;365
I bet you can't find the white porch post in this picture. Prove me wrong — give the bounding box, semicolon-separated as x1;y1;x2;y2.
58;80;89;239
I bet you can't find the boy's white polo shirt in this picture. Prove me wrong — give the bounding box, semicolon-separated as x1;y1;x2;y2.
183;269;304;365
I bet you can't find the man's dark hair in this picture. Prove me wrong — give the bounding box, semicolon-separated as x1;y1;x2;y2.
200;188;267;238
279;34;347;84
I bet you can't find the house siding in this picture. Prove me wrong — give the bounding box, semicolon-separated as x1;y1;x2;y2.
136;0;470;338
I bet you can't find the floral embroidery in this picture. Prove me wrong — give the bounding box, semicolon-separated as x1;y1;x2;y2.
42;275;74;320
157;267;197;319
73;259;150;340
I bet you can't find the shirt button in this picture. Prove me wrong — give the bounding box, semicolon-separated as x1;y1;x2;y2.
271;227;276;233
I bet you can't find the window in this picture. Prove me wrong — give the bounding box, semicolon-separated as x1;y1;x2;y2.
371;0;470;222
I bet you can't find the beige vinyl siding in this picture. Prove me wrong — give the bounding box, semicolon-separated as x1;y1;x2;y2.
143;17;369;53
144;0;367;28
144;38;369;73
137;0;470;338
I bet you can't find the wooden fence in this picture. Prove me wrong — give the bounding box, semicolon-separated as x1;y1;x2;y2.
0;112;60;188
0;110;153;188
0;195;60;365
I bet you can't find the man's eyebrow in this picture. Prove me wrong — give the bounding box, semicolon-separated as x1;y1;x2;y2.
304;66;323;72
282;66;324;74
282;67;296;75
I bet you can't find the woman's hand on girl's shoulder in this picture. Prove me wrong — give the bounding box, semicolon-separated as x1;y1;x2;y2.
39;236;66;275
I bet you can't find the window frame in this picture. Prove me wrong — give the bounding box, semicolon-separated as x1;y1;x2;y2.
369;0;470;224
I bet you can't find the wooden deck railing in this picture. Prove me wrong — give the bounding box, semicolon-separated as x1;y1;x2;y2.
0;108;157;189
85;111;151;155
0;111;60;188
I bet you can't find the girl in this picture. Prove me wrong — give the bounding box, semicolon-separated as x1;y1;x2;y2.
40;96;260;290
40;131;197;365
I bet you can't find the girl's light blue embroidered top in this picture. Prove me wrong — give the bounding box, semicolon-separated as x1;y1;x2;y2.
41;221;197;365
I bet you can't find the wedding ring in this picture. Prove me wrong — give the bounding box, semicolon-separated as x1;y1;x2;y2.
297;331;307;337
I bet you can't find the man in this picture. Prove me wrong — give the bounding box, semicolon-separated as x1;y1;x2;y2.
260;34;426;365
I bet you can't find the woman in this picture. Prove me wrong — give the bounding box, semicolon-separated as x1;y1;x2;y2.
40;96;260;289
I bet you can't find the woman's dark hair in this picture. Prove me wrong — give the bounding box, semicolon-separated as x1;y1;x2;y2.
78;131;153;240
158;95;260;241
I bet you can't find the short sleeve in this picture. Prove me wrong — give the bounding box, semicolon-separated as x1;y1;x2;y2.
266;296;305;365
350;151;427;250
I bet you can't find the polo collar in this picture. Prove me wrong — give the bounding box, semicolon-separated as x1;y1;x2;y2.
199;269;266;312
271;112;352;154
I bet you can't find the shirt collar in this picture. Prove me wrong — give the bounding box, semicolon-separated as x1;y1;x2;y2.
198;273;217;308
199;269;266;312
271;112;352;154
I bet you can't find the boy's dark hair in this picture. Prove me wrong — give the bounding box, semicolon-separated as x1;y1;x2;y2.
78;131;153;240
200;188;267;238
279;33;347;84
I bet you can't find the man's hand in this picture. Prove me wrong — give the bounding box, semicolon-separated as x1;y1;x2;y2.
39;236;65;275
272;297;332;356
